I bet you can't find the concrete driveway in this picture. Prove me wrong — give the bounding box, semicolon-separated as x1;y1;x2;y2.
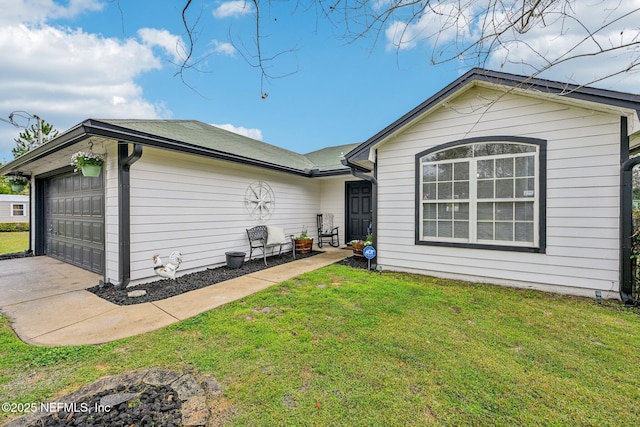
0;251;349;346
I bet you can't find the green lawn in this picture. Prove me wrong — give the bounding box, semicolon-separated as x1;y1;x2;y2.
1;266;640;426
0;231;28;254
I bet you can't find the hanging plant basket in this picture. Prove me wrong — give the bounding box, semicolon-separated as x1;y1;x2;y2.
4;175;28;192
81;164;102;177
71;151;104;177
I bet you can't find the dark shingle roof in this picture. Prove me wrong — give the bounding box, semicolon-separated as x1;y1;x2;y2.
304;143;361;172
97;119;319;172
0;118;355;176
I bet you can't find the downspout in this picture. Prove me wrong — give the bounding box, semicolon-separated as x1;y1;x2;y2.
117;142;143;288
620;116;637;304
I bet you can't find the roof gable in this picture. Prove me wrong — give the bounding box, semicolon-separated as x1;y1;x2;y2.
345;68;640;166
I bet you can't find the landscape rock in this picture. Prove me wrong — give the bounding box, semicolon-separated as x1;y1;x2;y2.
99;392;139;408
171;374;204;401
127;289;147;298
144;368;181;386
181;396;208;426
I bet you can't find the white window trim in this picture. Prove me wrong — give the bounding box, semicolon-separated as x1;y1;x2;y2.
415;137;546;252
10;203;26;217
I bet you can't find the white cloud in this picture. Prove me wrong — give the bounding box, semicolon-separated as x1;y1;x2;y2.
138;28;186;63
384;0;640;91
0;18;173;162
213;1;254;19
385;2;473;52
485;1;640;90
212;40;236;56
213;123;263;140
0;0;104;26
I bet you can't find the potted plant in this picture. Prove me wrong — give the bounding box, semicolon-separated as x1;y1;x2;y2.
294;226;314;254
71;151;104;177
4;175;28;192
350;233;373;257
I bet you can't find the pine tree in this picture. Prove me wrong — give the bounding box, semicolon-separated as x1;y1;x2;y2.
12;119;59;158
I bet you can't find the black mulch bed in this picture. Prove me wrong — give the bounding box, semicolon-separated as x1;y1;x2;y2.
336;254;369;269
28;384;181;427
89;251;368;306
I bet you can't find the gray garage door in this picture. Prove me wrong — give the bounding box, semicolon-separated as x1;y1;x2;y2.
44;171;105;274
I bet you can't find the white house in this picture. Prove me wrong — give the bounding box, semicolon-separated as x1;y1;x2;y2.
344;68;640;302
0;194;29;224
0;119;368;286
2;68;640;301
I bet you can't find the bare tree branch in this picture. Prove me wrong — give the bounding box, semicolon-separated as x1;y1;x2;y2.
172;0;640;93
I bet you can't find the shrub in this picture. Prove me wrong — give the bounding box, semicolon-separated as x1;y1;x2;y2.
0;223;30;232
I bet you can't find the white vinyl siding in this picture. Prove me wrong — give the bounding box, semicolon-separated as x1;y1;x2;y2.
125;148;327;285
375;86;622;297
319;177;351;245
0;197;30;223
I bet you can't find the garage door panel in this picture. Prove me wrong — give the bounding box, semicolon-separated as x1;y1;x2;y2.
91;196;103;216
69;222;74;239
92;223;104;243
44;171;104;274
73;245;83;265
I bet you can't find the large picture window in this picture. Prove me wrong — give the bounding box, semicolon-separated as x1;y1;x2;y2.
416;137;546;252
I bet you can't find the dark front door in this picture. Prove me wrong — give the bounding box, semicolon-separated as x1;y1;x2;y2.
346;180;372;243
43;171;105;274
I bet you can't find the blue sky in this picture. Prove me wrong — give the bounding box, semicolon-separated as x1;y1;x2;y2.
1;0;639;163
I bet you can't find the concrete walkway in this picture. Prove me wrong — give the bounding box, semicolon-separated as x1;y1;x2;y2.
0;250;349;346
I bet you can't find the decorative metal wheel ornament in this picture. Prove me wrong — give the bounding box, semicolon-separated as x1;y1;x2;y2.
244;181;275;220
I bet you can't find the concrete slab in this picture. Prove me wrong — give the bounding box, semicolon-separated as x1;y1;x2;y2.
152;276;275;320
247;249;350;282
2;290;116;342
0;257;101;306
31;303;179;346
0;250;350;346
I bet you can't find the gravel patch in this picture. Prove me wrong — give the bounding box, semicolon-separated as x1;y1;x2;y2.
88;251;323;305
27;383;182;427
6;369;209;427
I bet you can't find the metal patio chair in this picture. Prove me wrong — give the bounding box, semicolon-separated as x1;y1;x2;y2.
317;213;339;248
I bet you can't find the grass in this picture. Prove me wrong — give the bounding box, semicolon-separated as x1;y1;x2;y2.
0;231;28;254
1;265;640;426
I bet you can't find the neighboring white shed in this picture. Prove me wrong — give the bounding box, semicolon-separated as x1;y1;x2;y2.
345;68;640;300
0;194;29;224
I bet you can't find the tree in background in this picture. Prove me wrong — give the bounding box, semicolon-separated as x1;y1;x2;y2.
634;164;640;201
0;162;9;194
12;119;59;158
